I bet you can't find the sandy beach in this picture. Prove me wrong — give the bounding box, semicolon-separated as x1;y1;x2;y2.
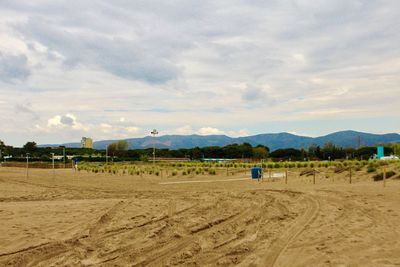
1;166;400;266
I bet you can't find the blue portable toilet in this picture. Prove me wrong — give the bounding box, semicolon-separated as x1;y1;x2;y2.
377;146;384;159
251;167;262;179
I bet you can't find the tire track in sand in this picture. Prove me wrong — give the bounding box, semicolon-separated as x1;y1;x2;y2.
0;199;125;266
131;210;252;266
262;194;320;267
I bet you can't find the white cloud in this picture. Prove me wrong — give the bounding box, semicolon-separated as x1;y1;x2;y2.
100;123;112;133
287;131;316;137
227;129;250;137
161;126;250;137
197;127;225;135
292;53;306;63
47;115;62;127
171;125;194;135
125;126;141;134
0;0;399;146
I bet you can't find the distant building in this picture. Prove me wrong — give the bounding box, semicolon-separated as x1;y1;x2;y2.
81;137;93;149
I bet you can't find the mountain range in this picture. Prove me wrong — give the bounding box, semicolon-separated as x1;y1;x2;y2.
39;130;400;151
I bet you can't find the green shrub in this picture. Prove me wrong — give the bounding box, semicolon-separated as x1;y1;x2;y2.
373;171;396;181
367;165;376;173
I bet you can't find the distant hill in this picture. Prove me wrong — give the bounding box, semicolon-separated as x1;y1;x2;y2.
38;130;400;151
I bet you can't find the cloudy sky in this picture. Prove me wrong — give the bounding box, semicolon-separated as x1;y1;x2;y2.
0;0;399;146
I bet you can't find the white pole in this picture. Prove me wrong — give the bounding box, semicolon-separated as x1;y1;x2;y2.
51;153;55;180
63;147;66;168
151;129;158;166
153;142;155;165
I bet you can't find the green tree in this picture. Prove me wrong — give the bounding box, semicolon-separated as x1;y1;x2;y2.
253;145;269;159
308;144;322;159
391;144;400;156
116;140;128;150
321;142;345;160
270;148;302;160
107;140;129;156
23;141;37;153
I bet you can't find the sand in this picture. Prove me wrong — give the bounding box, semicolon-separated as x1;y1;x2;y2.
1;166;400;266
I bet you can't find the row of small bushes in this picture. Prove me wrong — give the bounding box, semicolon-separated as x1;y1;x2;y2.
77;160;398;177
77;163;218;177
373;171;396;181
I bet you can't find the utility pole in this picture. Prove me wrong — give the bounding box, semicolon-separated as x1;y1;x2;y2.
151;129;159;166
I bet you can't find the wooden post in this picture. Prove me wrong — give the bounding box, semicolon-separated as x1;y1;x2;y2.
168;200;176;218
313;169;316;185
268;169;271;180
285;169;288;184
383;166;386;187
262;167;264;182
349;167;352;184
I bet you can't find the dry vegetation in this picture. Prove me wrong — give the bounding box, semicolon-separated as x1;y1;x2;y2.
1;161;400;266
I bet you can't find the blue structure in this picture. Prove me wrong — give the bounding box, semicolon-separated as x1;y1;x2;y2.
377;146;384;159
251;167;262;179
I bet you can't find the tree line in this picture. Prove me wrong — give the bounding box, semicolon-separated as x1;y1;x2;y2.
0;139;397;162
